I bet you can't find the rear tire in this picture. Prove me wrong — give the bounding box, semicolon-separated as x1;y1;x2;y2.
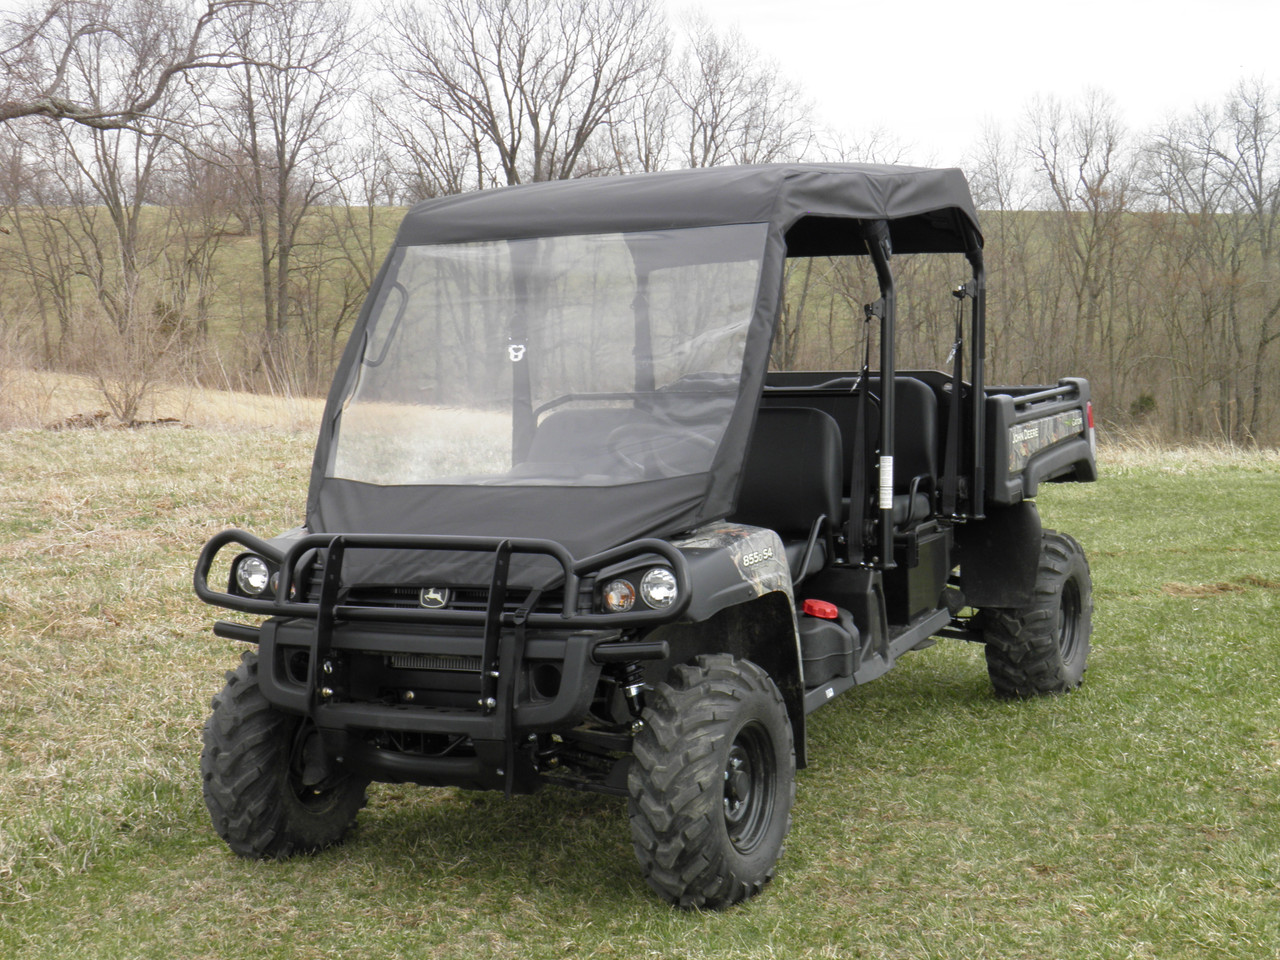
980;531;1092;697
628;654;795;908
201;651;369;859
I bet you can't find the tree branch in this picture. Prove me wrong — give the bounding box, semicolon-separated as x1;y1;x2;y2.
1;0;266;131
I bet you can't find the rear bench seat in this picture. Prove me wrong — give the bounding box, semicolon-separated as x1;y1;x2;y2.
759;375;939;530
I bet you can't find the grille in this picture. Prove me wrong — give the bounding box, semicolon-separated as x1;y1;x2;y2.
388;653;482;672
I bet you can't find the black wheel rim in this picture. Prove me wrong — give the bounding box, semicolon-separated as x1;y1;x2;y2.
288;720;346;810
1057;577;1083;664
722;721;776;854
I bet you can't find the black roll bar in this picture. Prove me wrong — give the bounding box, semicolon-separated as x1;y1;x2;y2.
966;240;987;517
863;220;896;569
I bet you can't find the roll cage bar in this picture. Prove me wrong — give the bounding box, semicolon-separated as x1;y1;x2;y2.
852;218;987;568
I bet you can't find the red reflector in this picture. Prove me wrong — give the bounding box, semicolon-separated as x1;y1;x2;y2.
1087;401;1095;430
802;599;839;620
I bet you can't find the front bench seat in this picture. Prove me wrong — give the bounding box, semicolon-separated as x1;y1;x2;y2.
730;406;843;584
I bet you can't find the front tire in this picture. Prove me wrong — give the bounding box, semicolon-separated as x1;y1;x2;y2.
628;654;795;908
201;651;369;859
980;531;1093;697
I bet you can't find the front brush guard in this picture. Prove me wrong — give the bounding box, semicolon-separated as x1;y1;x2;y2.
194;529;690;629
194;530;689;793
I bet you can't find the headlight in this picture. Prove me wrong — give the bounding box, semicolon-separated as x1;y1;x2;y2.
602;578;636;612
234;555;272;597
640;567;678;608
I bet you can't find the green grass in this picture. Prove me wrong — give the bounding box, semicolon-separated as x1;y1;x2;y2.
2;430;1279;959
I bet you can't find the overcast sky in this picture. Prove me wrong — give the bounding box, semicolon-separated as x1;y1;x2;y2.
672;0;1280;167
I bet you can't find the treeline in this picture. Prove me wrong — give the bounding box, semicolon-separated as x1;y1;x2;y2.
0;1;1277;442
774;87;1280;446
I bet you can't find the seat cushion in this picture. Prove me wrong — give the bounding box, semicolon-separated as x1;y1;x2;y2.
892;492;932;527
784;538;828;582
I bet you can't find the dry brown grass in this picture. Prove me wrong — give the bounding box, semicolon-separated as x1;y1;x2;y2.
1;367;325;433
1161;575;1280;597
1098;435;1280;471
0;424;318;907
1160;581;1247;597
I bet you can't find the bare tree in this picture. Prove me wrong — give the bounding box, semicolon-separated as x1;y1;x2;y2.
205;0;360;385
374;87;489;200
960;121;1046;384
1144;79;1280;442
385;0;668;187
0;128;78;359
670;16;812;168
1024;91;1138;408
0;115;192;421
595;59;673;175
820;127;910;167
293;101;401;389
1219;80;1280;442
0;0;255;130
0;0;195;368
155;141;243;342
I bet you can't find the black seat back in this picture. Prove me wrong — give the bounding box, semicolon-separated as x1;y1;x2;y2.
761;376;938;496
731;406;842;538
892;377;938;492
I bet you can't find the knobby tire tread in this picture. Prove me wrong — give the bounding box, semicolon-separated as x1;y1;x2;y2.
981;531;1092;698
201;651;368;860
628;654;795;909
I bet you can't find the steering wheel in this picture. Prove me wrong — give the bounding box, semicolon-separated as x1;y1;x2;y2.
606;421;717;477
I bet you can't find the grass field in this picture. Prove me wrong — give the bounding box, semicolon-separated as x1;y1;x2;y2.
0;368;326;432
1;419;1278;959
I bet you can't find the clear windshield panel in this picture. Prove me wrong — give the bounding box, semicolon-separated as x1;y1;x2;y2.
329;224;767;486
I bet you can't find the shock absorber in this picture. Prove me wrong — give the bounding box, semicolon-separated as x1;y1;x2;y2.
620;661;646;720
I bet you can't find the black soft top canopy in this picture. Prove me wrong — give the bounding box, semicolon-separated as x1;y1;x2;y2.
395;163;982;254
307;164;983;582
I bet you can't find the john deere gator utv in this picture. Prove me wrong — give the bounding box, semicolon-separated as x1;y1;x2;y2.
195;163;1097;908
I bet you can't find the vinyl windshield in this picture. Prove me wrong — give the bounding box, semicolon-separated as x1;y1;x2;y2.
329;224;767;487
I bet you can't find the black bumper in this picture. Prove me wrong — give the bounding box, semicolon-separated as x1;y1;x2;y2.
259;617;626;790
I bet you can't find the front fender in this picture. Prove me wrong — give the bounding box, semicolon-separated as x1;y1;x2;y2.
648;523;807;766
673;522;793;622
